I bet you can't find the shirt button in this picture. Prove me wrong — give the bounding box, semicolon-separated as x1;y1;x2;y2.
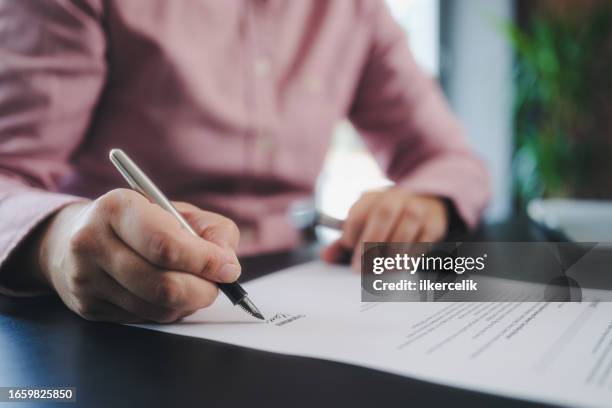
254;58;271;77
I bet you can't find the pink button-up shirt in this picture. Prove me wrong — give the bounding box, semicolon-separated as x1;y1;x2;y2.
0;0;490;287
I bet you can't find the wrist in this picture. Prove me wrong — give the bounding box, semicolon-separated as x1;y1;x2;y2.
37;201;90;286
0;201;90;294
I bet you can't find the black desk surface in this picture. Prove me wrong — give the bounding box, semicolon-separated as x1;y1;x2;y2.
0;216;559;408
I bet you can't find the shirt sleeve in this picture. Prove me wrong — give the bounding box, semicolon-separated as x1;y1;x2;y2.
0;0;107;294
349;1;491;229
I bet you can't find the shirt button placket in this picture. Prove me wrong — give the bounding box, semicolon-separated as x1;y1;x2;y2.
251;3;277;175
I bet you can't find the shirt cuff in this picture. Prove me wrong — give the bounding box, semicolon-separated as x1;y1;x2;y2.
0;190;86;297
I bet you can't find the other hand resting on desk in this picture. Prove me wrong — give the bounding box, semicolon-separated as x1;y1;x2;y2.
321;188;449;270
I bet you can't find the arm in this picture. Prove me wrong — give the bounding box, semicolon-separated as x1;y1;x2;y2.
349;1;490;228
0;0;107;293
323;1;490;268
0;1;241;324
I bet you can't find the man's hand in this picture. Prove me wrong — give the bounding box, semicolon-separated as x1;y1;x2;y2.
33;189;241;323
321;188;449;270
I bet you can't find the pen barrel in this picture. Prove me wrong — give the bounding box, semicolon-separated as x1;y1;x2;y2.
218;282;247;305
316;213;344;230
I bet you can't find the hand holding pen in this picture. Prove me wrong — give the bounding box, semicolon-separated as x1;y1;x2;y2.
26;151;259;323
110;149;263;319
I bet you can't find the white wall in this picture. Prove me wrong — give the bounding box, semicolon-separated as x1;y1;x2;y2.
441;0;514;220
387;0;440;76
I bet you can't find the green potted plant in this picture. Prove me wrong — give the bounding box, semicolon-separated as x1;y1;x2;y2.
505;3;612;206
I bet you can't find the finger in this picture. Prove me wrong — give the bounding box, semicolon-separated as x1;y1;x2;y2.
340;193;378;249
69;295;143;323
92;234;219;311
416;215;447;242
103;190;240;283
91;271;200;323
351;198;404;270
320;241;341;263
174;202;240;251
389;212;422;243
350;249;361;272
320;240;352;264
359;196;404;243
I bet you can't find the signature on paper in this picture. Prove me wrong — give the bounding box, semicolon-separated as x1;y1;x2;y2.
266;313;306;326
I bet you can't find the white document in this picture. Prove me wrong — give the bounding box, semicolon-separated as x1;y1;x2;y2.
135;261;612;407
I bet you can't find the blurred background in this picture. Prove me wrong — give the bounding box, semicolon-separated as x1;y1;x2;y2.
317;0;612;239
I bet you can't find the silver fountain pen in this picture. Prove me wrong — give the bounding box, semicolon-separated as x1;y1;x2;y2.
109;148;264;320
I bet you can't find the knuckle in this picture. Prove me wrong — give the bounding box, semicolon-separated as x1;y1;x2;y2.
402;206;422;221
67;272;91;295
375;202;395;220
147;231;178;267
155;274;183;307
96;189;127;214
199;248;223;277
69;226;97;254
199;254;213;276
201;217;240;246
405;199;425;217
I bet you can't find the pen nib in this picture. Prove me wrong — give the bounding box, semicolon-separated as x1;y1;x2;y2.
238;296;265;320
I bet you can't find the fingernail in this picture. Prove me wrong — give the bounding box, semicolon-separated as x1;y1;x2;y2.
219;264;241;282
